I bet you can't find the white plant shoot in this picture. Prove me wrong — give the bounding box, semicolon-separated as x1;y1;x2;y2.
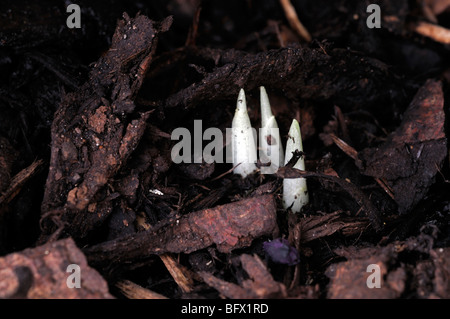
259;86;284;174
231;88;257;177
283;119;309;213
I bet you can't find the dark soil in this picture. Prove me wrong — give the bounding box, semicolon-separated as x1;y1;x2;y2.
0;0;449;299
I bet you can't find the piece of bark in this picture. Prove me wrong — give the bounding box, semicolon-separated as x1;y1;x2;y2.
199;272;251;299
325;245;405;299
239;254;287;297
300;211;369;243
0;238;113;299
163;45;402;115
40;14;173;239
430;248;450;298
115;280;168;299
328;231;446;299
159;253;195;294
0;159;44;207
85;195;278;266
359;79;447;214
413;260;435;298
198;254;287;299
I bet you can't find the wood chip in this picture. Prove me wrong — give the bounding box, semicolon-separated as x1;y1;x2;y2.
431;248;450;298
300;211;369;243
415;21;450;44
0;159;44;206
279;0;311;42
359;79;447;214
159;253;195;294
85;195;279;266
198;254;287;299
40;14;173;240
0;238;113;299
116;280;168;299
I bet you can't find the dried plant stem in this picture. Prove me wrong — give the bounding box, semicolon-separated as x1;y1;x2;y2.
279;0;311;42
116;280;168;299
415;21;450;44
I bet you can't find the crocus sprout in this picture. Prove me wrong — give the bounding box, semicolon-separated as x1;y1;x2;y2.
259;86;284;173
283;119;309;213
231;88;258;177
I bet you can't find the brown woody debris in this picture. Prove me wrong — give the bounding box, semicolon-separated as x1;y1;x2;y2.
40;14;173;239
279;0;311;42
415;21;450;44
325;245;405;299
199;254;287;299
85;195;279;265
431;247;450;298
0;159;44;207
300;211;369;243
115;280;168;299
359;79;447;214
0;238;113;299
164;46;401;114
326;231;449;299
159;253;196;294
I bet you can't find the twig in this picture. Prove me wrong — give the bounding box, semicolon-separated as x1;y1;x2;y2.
185;2;202;46
330;134;358;161
330;134;395;200
414;21;450;44
279;0;311;42
209;164;238;181
0;159;44;206
116;280;168;299
159;253;195;294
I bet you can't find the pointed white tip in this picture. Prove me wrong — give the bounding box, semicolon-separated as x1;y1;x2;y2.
283;118;308;213
260;86;267;97
237;88;246;111
260;86;273;128
285;119;304;167
265;116;278;129
232;88;257;178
